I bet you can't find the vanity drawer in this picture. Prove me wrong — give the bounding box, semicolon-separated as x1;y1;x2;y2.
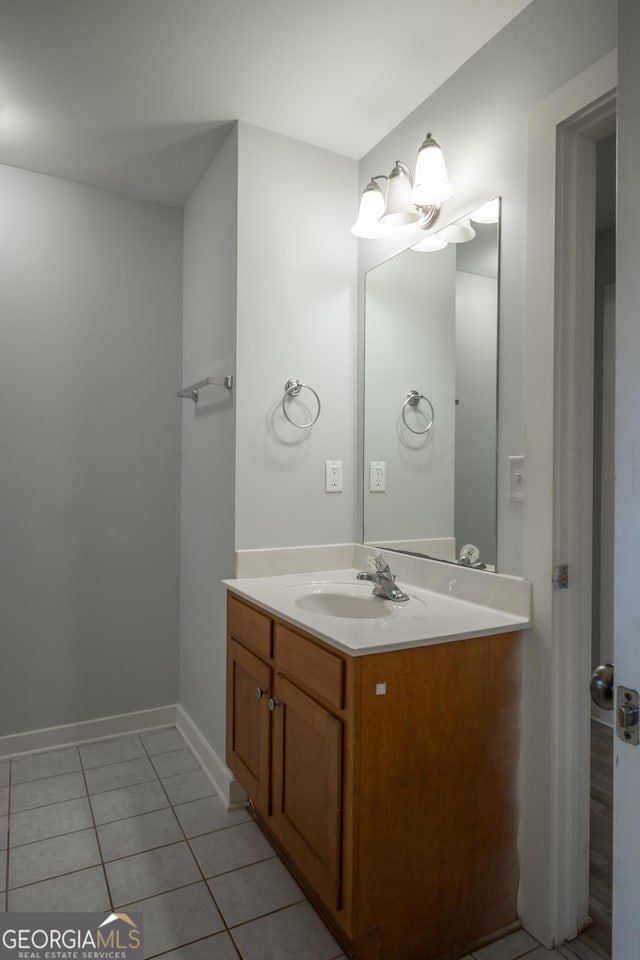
227;594;272;660
275;623;345;710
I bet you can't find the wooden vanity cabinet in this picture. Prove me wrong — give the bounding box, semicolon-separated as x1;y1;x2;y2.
271;672;344;910
226;595;274;814
226;590;520;960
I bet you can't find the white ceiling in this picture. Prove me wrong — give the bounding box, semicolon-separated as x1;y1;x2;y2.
0;0;534;207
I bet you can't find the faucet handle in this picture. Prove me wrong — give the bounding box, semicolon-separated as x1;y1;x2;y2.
367;552;393;578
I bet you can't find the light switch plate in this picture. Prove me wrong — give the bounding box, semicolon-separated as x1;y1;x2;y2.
508;455;524;501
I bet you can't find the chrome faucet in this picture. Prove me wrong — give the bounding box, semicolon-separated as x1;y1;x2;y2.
357;554;410;602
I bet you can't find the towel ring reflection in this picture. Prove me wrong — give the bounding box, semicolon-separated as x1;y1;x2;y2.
282;378;321;428
402;390;434;435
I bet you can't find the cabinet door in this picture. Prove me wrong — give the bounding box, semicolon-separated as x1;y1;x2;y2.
226;638;271;814
271;674;343;910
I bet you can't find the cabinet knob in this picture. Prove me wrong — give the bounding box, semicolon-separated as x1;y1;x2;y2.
256;687;267;700
268;698;281;712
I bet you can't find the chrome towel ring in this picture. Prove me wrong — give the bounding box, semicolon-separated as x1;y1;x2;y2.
402;389;434;435
282;378;321;428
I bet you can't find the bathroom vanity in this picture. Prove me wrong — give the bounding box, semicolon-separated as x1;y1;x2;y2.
225;564;529;960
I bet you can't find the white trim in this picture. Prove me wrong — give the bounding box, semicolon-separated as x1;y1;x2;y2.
522;50;617;947
0;702;245;813
552;100;614;943
175;704;246;809
0;705;178;759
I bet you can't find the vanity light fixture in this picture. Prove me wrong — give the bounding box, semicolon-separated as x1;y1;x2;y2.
411;133;453;206
410;234;448;252
438;216;476;244
351;177;389;238
379;161;421;226
470;197;500;223
351;131;452;238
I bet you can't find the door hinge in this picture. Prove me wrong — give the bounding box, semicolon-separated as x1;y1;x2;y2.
552;564;569;590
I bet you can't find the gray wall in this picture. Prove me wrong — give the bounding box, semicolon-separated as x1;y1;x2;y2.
178;123;356;764
357;0;617;575
235;123;358;549
179;126;238;760
0;163;182;736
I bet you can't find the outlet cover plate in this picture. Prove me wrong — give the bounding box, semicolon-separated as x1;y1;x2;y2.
369;461;386;492
325;460;343;493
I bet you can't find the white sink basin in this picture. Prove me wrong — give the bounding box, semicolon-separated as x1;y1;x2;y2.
224;565;531;655
293;590;393;619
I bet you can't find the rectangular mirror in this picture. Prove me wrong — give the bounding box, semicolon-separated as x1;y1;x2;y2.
363;199;500;570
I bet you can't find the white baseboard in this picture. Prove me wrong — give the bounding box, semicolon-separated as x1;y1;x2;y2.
175;705;246;809
0;703;245;812
0;705;178;759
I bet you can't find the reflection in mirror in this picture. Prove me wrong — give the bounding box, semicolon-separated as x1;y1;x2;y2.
363;199;500;570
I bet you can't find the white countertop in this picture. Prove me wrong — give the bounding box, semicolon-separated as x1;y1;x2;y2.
223;566;531;656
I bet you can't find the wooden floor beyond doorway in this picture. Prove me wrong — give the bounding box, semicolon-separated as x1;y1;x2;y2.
563;720;613;960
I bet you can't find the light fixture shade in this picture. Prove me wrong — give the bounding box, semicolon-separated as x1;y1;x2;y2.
438;216;476;243
380;162;421;226
351;180;387;238
410;234;448;252
470;198;500;223
411;133;453;206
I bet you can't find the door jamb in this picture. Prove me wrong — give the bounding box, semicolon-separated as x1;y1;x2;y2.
521;51;616;947
552;94;617;939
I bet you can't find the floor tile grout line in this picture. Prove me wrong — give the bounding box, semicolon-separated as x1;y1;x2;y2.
5;732;340;959
8;745;82;785
9;823;98;852
94;820;258;867
141;730;340;958
9;793;88;816
86;773;160;798
3;761;12;910
6;791;93;822
223;894;310;931
136;733;234;936
199;851;278;884
2;730;189;772
78;741;119;911
6;737;194;787
137;731;312;955
113;876;207;911
4;860;173;909
470;944;545;960
6;853;105;893
146;930;242;960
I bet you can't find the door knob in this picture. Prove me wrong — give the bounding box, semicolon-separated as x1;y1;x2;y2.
267;698;281;712
590;663;614;710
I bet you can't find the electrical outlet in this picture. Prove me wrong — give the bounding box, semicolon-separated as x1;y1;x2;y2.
508;455;524;501
369;461;386;492
325;460;343;493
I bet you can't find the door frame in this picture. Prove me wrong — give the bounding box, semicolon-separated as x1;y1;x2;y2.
520;51;617;947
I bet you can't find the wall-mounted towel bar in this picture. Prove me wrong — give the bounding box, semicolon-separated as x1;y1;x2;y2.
177;375;233;403
402;389;434;435
282;378;321;428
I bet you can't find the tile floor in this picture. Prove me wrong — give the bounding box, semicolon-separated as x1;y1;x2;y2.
0;728;575;960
